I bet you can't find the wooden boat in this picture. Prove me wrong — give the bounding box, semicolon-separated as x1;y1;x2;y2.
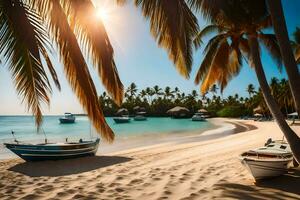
59;113;76;124
4;138;100;162
113;115;131;123
239;140;293;180
134;112;147;121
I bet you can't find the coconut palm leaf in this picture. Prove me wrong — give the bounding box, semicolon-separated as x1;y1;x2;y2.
194;34;227;85
0;0;52;127
134;0;199;78
258;33;282;71
62;0;123;105
31;0;115;142
194;24;221;49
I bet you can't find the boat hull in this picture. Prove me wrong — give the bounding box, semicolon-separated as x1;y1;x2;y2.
4;139;100;161
134;116;147;121
113;118;130;123
240;157;292;180
59;118;75;124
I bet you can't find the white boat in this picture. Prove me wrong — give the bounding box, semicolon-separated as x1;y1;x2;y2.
59;113;76;124
113;115;130;123
134;112;147;121
239;140;293;180
192;113;205;121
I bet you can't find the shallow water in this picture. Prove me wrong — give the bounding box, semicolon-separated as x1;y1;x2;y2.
0;115;214;145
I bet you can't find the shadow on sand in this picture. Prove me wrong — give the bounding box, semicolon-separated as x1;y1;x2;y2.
215;168;300;200
8;156;133;177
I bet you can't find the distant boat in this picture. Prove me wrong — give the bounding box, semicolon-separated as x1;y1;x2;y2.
4;138;100;162
113;115;131;123
239;140;293;180
59;113;76;124
134;112;147;121
191;113;205;121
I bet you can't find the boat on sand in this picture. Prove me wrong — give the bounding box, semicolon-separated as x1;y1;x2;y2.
239;139;293;180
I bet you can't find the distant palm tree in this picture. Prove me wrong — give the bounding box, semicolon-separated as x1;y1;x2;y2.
209;84;218;95
153;85;163;98
126;83;138;98
247;84;255;98
0;0;124;142
164;86;175;100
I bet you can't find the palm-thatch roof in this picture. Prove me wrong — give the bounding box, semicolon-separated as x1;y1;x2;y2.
253;106;263;113
167;106;190;114
116;108;129;115
198;108;208;113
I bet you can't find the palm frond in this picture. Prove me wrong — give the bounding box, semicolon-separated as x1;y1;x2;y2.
31;0;115;142
201;40;230;93
0;0;52;127
194;34;227;85
258;33;282;71
62;0;124;105
187;0;222;21
135;0;199;78
194;24;221;49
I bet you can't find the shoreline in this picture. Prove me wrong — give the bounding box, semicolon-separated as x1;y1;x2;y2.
1;118;299;199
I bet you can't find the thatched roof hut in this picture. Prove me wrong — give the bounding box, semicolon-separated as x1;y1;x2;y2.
116;108;129;115
167;106;190;118
253;106;263;114
198;108;208;113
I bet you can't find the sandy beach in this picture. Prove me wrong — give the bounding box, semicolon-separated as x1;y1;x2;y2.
0;118;299;200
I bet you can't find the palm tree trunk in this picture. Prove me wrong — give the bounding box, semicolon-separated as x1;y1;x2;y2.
249;35;300;163
267;0;300;116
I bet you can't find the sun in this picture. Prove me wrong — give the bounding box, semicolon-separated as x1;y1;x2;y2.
96;7;109;22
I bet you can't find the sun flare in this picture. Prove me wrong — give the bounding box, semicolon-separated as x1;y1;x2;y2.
96;7;109;22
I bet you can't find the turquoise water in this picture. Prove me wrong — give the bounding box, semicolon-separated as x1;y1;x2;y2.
0;116;214;143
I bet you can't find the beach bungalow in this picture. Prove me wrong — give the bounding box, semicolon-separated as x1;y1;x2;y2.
167;106;190;119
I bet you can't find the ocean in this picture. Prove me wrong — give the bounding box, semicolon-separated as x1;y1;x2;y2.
0;116;216;158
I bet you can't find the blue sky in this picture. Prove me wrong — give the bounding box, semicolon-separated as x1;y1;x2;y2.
0;0;299;115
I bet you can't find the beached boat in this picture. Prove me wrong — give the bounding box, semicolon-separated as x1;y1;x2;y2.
134;112;147;121
239;140;293;180
4;138;100;161
113;115;131;123
59;113;76;124
191;113;205;121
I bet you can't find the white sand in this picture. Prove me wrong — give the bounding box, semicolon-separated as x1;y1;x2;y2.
0;118;299;200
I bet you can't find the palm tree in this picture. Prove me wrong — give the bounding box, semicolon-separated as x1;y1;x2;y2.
153;85;163;98
266;0;300;117
0;0;125;142
126;83;138;98
193;2;300;162
164;86;174;100
209;84;218;96
247;84;255;98
291;27;300;64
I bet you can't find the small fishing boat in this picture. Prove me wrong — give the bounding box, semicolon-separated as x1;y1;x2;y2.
59;113;76;124
191;113;205;121
4;138;100;162
239;140;293;180
134;112;147;121
113;115;131;123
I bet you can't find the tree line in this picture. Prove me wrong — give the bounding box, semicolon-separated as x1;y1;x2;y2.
99;78;295;118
